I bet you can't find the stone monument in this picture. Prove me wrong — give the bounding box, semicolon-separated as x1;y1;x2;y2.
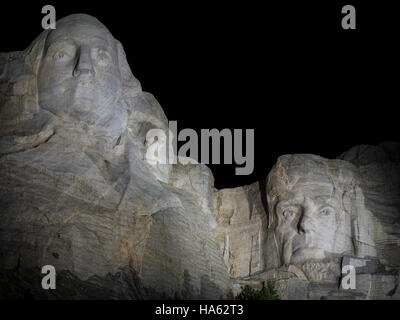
0;14;232;299
1;14;399;300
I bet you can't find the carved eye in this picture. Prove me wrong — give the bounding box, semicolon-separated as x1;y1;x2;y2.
319;207;334;216
93;49;112;66
282;208;295;218
53;51;66;60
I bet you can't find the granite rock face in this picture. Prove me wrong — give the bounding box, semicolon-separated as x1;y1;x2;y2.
0;14;232;299
338;143;400;268
1;14;399;300
221;143;400;299
213;183;267;278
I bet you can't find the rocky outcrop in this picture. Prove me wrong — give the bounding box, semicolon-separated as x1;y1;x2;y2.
1;13;399;300
338;142;400;268
219;143;400;299
213;183;267;278
0;14;232;299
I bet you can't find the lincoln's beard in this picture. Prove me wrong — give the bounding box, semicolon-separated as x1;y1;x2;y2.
279;231;315;265
278;232;341;282
281;233;340;282
299;258;341;282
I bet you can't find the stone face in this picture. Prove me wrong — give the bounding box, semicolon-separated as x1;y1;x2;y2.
224;144;400;299
266;154;376;267
0;14;231;299
1;13;399;300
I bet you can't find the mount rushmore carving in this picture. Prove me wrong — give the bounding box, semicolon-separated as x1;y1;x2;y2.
1;14;399;299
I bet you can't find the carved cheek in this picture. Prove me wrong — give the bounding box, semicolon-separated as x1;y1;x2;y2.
40;60;73;87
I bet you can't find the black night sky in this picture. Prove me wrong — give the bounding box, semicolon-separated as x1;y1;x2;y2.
1;1;398;188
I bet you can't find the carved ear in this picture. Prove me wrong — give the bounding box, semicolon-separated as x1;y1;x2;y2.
116;40;141;92
342;184;357;216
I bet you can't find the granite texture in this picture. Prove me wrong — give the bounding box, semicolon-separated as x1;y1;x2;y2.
1;14;399;300
0;14;232;299
225;143;400;299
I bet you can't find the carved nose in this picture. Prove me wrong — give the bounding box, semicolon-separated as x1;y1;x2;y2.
298;214;311;234
73;45;93;77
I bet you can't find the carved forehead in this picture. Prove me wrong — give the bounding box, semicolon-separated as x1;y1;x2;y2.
45;14;115;48
278;183;337;201
267;154;357;202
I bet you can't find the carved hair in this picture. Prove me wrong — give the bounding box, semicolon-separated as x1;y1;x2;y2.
266;154;376;258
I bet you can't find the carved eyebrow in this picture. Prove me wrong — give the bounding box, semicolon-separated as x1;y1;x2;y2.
88;36;110;48
313;195;340;207
314;193;339;199
46;39;75;52
276;200;300;212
